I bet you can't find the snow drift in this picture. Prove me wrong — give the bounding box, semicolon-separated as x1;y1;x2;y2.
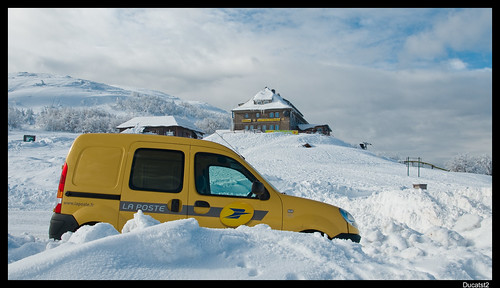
9;213;434;280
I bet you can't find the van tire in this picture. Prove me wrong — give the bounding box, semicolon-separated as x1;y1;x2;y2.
49;213;79;240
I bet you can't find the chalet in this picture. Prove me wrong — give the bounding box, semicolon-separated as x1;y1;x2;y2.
232;87;331;135
117;115;204;139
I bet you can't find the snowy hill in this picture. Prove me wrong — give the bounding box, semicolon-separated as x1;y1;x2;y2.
8;72;226;114
9;72;133;109
8;72;231;133
8;129;491;280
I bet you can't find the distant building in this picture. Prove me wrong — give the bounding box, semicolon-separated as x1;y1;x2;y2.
117;115;204;139
297;124;332;136
231;87;331;135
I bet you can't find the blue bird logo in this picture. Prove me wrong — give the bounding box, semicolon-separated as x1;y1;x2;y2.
225;208;250;219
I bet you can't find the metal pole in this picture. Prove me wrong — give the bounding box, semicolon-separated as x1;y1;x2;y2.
418;157;421;177
407;157;410;176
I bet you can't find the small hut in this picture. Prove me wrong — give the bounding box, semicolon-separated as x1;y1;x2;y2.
117;116;204;139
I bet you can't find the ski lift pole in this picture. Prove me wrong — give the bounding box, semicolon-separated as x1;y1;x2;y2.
407;157;410;176
406;157;422;177
418;157;421;177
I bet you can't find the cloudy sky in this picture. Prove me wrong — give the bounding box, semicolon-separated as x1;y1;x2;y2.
8;8;492;167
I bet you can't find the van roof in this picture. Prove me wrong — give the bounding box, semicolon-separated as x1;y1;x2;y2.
73;133;238;156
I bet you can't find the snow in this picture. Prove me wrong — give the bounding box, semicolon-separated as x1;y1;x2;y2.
8;72;229;121
232;87;301;113
8;72;132;112
116;115;204;133
253;87;275;101
7;129;491;280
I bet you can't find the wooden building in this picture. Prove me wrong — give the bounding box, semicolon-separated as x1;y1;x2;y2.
117;116;204;139
232;87;331;135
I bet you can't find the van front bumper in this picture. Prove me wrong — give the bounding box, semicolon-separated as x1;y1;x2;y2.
49;213;79;240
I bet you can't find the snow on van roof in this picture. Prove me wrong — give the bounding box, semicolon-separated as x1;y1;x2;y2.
117;115;203;133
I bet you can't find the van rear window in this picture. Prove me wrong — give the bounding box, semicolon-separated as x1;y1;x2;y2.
129;148;184;193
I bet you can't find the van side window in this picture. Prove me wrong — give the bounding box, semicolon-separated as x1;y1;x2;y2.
195;152;259;198
129;148;184;193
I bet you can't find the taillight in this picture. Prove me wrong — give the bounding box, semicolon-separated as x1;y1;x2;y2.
54;162;68;213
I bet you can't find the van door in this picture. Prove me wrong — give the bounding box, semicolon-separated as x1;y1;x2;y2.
118;142;189;230
187;146;282;230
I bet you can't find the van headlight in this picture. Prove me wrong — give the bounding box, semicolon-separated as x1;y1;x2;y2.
339;208;358;228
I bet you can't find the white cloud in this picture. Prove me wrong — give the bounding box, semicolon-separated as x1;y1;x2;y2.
400;8;492;64
448;58;467;70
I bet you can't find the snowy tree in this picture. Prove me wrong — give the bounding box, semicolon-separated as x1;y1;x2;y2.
196;116;231;135
8;106;23;128
8;106;36;129
35;106;127;133
446;153;492;175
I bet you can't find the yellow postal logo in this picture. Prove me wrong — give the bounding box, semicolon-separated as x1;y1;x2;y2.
219;202;254;227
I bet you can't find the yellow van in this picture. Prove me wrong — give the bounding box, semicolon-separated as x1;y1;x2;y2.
49;133;360;242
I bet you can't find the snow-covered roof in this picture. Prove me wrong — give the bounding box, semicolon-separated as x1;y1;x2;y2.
253;88;274;102
232;87;304;116
117;116;204;133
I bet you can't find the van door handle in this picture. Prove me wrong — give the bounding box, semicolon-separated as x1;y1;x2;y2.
170;199;180;212
194;200;210;208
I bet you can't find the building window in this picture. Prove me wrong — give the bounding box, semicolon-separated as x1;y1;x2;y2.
262;125;266;132
276;125;279;130
269;112;274;118
256;112;260;118
275;112;280;117
269;125;274;130
245;113;249;119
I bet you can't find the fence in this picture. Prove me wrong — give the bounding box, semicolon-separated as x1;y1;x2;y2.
402;157;449;177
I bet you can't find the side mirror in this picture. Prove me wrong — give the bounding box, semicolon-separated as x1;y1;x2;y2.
252;181;270;200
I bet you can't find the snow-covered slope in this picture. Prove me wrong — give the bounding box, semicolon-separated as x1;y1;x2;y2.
9;72;129;109
8;130;492;280
8;72;229;117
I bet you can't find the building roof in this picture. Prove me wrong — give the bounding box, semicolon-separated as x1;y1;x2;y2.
232;87;304;117
117;115;204;133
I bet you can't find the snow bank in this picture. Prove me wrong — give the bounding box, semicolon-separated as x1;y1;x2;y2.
121;210;161;233
9;214;433;280
8;129;492;280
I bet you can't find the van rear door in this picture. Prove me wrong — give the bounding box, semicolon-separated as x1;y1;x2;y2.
118;141;189;230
